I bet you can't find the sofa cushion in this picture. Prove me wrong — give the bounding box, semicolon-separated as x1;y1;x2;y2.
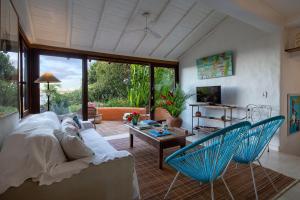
54;129;93;160
61;117;79;135
80;128;131;165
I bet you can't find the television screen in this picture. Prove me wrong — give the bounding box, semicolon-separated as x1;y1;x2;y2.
196;86;221;104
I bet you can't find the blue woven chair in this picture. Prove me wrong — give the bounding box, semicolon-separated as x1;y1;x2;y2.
233;116;285;200
164;121;251;200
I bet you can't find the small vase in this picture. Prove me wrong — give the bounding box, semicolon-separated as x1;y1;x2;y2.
132;118;138;126
166;117;183;128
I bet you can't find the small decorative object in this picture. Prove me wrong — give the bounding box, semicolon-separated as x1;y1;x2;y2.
221;115;226;121
162;121;168;131
196;51;233;79
154;84;192;128
128;112;140;126
288;94;300;135
195;111;202;117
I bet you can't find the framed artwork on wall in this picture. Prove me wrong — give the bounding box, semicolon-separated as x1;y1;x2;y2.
196;51;233;80
288;94;300;135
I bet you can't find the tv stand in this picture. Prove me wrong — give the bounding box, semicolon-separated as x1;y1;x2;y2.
189;103;238;134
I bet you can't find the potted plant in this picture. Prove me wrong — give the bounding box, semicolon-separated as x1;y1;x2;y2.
127;112;140;126
155;85;191;127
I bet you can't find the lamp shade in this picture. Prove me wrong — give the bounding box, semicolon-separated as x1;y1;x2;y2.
35;72;61;83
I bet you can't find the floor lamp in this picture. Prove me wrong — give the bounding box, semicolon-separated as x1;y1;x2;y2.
35;72;61;111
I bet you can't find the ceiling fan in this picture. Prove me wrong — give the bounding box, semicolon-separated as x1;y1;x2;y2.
127;12;162;39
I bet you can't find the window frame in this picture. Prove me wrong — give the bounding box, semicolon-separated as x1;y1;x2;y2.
19;36;30;117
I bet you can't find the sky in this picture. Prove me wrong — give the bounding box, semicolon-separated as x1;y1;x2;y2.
40;55;83;91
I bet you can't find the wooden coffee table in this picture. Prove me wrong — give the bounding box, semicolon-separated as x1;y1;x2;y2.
125;124;189;169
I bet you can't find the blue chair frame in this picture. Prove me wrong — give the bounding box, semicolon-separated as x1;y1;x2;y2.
233;115;285;200
164;121;251;200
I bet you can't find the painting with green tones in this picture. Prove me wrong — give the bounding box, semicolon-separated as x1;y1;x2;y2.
196;51;233;79
288;94;300;135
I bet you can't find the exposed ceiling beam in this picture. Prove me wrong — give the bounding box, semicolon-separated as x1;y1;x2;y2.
151;0;171;23
24;0;36;43
149;1;197;57
133;32;147;54
178;16;228;59
92;0;109;50
164;10;214;58
113;0;141;52
65;0;73;48
132;0;172;54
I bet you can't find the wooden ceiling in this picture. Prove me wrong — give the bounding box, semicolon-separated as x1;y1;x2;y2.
12;0;226;60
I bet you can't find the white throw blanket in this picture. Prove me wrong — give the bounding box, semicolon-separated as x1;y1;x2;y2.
0;112;138;198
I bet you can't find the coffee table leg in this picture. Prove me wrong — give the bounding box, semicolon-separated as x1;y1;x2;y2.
159;147;163;169
130;134;133;148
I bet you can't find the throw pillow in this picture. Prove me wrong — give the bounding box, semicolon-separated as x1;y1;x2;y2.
61;117;79;135
73;115;82;129
54;130;94;160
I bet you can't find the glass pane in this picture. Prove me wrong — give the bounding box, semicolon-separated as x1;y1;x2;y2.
88;60;150;123
154;67;175;100
0;52;18;116
22;43;29;111
154;67;175;120
39;55;82;116
0;0;19;117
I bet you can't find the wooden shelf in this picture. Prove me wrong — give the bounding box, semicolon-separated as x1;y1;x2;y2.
193;125;220;134
189;103;237;109
285;47;300;53
193;115;232;122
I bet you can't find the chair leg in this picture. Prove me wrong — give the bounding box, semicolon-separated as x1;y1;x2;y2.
164;172;180;200
211;182;215;200
221;176;234;200
257;160;278;192
250;163;259;200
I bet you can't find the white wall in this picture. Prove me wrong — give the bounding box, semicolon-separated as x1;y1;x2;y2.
279;28;300;155
179;17;281;149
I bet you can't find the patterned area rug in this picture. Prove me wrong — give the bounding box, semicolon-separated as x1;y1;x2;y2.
109;137;297;200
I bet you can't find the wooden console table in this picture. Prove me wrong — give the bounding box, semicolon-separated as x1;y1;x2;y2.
190;103;238;134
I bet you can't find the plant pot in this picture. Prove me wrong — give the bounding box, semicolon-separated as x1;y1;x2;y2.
166;117;182;128
132;118;138;126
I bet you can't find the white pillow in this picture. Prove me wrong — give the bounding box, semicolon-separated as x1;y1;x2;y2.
54;130;94;160
61;117;79;135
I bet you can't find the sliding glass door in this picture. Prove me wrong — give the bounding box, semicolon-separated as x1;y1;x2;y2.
87;60;150;121
39;55;83;115
153;67;175;120
154;67;175;99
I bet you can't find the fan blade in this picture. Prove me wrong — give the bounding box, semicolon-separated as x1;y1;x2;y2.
125;28;145;34
148;28;161;39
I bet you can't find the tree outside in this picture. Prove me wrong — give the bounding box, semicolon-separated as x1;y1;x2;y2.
0;52;18;116
41;60;175;115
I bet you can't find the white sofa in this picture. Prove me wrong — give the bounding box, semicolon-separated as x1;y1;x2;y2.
0;112;139;200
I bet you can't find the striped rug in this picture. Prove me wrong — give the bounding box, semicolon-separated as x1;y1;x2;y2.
109;137;297;200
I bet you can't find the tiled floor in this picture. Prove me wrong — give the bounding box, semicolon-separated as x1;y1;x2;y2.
97;121;300;199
